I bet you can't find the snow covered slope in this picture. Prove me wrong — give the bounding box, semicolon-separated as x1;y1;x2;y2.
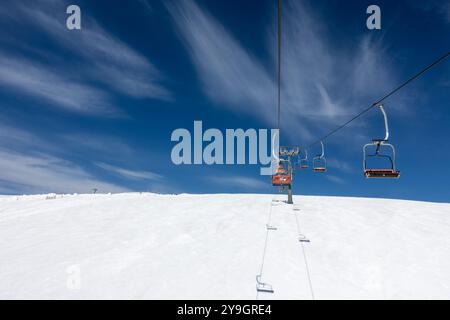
0;193;449;299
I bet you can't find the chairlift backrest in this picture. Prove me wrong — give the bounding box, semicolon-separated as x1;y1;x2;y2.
296;149;309;169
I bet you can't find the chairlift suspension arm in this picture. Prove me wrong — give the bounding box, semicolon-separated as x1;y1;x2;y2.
319;141;324;158
277;0;282;133
378;105;389;141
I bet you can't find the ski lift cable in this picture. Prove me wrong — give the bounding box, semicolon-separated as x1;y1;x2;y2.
293;210;315;300
305;51;450;151
256;201;276;299
258;201;274;275
277;0;282;133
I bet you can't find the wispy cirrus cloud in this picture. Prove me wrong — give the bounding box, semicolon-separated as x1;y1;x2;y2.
95;162;163;181
166;0;274;121
325;174;346;185
60;133;133;157
0;122;44;150
0;149;129;194
0;117;133;161
208;175;267;190
0;119;160;194
27;1;171;101
412;0;450;24
0;0;170;116
138;0;154;14
168;0;396;145
0;55;117;116
327;158;356;174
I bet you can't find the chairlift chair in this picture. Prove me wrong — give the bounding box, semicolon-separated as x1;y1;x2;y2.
295;150;309;170
363;105;400;179
256;275;274;293
272;173;291;186
272;161;292;186
313;141;327;173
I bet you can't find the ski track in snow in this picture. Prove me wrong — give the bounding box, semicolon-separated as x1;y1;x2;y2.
0;193;449;299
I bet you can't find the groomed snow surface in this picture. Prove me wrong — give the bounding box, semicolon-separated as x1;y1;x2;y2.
0;193;449;300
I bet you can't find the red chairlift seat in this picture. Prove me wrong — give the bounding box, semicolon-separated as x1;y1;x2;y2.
364;169;400;179
313;167;326;173
272;174;292;186
272;162;291;186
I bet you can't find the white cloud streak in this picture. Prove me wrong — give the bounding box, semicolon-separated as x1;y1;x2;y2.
0;120;157;194
0;0;170;116
208;175;267;189
167;0;274;121
0;55;117;116
95;162;163;181
325;174;346;185
138;0;154;13
0;149;128;194
412;1;450;24
327;158;356;174
60;133;133;157
26;2;171;101
168;0;396;145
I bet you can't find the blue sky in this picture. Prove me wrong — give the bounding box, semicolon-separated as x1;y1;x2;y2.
0;0;449;202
